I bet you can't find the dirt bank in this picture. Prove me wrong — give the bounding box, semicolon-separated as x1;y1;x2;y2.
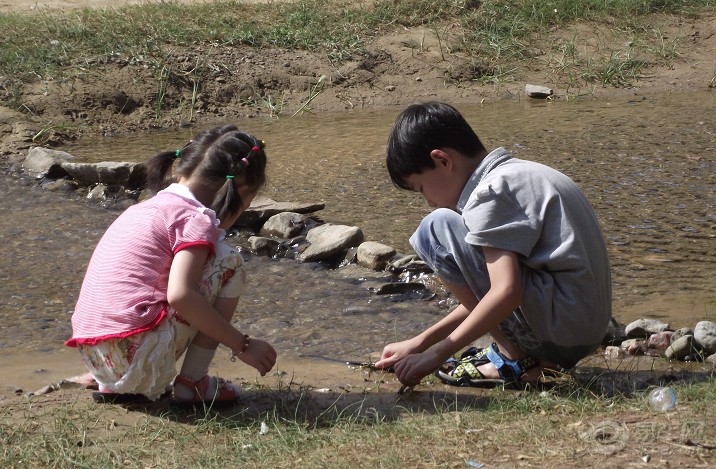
1;1;715;159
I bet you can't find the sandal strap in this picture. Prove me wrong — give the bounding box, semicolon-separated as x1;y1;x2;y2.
449;359;487;383
174;375;239;403
484;343;539;382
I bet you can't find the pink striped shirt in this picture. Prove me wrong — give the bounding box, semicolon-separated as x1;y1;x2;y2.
66;184;220;347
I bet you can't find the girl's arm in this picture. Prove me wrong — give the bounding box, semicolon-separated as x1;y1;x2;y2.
167;245;247;355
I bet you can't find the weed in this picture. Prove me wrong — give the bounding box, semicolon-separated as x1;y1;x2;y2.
292;75;327;117
254;89;286;118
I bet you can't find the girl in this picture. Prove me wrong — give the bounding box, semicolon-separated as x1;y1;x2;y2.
66;125;277;405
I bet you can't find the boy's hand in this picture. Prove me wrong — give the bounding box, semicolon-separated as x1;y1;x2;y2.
236;338;277;376
374;337;420;370
393;351;443;387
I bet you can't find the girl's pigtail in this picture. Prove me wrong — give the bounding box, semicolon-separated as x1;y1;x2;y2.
145;149;181;193
212;171;243;222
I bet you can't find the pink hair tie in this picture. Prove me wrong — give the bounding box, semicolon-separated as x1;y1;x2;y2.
251;146;260;152
242;157;250;166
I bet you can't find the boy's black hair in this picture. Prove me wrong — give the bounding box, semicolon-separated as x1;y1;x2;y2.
386;101;485;190
145;124;267;221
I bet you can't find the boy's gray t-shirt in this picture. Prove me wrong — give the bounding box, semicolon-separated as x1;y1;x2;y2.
457;148;612;347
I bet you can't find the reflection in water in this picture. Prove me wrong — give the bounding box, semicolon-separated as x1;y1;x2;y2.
1;92;714;361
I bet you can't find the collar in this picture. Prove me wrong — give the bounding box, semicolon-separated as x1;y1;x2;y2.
158;182;203;207
456;147;512;213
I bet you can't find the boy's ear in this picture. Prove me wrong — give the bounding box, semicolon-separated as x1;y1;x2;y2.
430;148;453;168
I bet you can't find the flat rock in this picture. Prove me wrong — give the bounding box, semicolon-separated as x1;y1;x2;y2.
238;196;325;228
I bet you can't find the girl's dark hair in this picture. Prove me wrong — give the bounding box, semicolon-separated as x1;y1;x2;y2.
145;125;267;221
386;101;485;190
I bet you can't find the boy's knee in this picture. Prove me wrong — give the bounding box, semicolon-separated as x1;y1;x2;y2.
410;209;464;253
421;208;462;230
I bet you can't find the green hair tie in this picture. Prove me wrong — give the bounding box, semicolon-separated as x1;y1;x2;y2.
226;175;235;180
174;149;181;159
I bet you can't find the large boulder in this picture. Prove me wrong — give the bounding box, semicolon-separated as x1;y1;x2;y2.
694;321;716;355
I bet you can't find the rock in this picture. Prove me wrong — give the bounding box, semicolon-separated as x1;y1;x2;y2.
627;340;648;356
86;183;108;200
693;320;716;355
340;246;358;266
61;161;147;188
602;317;627;346
297;223;364;263
372;282;422;295
40;178;77;193
23;146;74;179
371;282;431;298
647;331;673;354
260;212;308;239
707;353;716;366
664;335;697;360
238;196;325;229
625;318;670;338
619;338;642;350
356;241;396;271
247;236;280;256
525;84;553;99
386;254;432;274
604;346;625;359
671;327;694;343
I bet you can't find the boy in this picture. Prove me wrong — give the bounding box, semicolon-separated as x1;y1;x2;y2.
374;102;612;387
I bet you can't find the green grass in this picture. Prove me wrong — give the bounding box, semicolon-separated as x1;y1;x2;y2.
0;0;714;100
2;373;714;467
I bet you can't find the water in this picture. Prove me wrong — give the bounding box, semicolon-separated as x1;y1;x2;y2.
1;91;714;363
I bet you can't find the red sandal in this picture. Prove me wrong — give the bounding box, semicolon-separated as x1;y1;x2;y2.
171;374;241;408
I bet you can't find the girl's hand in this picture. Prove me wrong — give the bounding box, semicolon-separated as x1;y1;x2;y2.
235;338;277;376
374;337;420;370
392;351;443;387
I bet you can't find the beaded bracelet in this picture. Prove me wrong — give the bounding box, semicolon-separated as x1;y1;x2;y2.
229;334;250;362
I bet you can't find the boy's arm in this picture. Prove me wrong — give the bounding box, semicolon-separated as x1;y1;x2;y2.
390;247;522;384
432;246;522;358
409;303;473;351
374;303;472;369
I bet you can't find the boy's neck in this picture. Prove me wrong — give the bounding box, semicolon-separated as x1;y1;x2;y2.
460;148;489;178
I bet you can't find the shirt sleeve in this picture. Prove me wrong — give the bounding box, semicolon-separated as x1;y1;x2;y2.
462;182;541;257
171;209;217;254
